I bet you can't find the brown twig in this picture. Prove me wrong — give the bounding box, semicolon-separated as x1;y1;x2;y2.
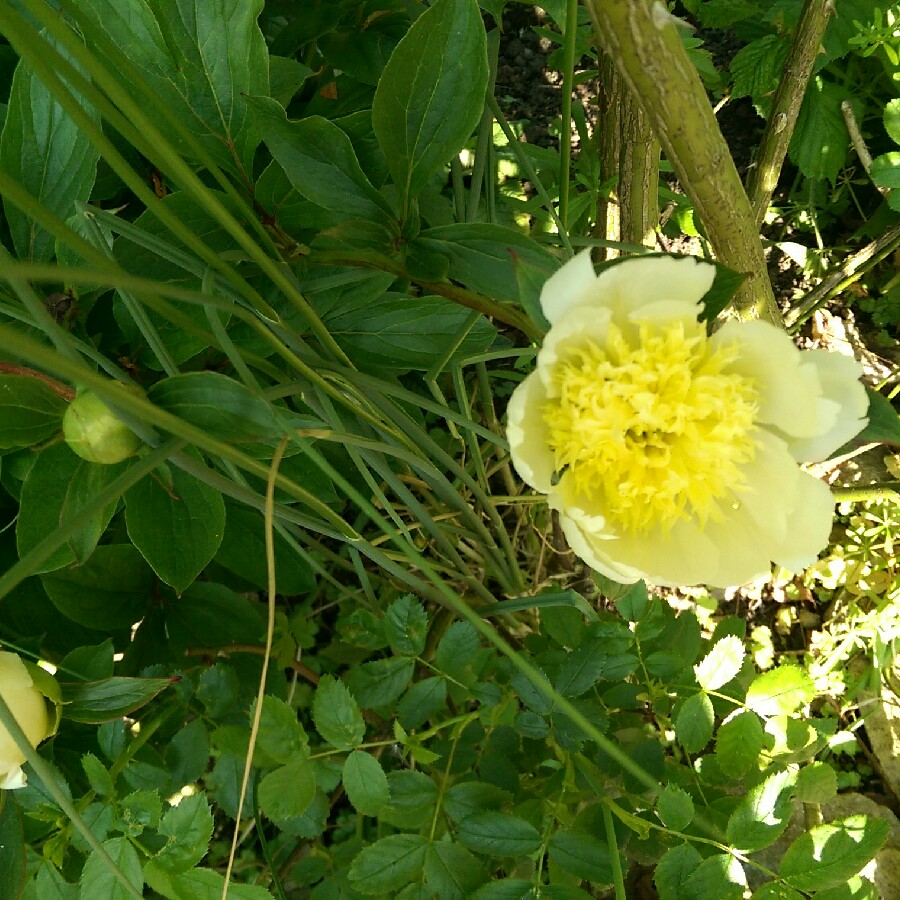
0;362;74;400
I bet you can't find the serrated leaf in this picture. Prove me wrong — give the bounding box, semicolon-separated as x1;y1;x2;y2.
255;695;307;766
555;640;608;697
745;666;815;717
151;792;214;875
81;753;114;798
312;675;365;750
346;656;414;709
384;594;428;656
694;635;745;691
373;0;488;213
547;829;614;883
79;837;143;899
654;843;703;900
683;853;746;900
424;842;489;899
885;98;900;145
443;781;512;822
342;750;389;817
657;784;694;831
397;676;447;729
348;834;428;894
435;622;479;674
726;768;797;853
788;78;851;183
749;885;806;900
675;692;715;754
258;758;316;821
780;815;890;891
716;711;765;777
455;812;542;857
730;35;791;113
0;376;67;449
0;793;25;899
795;761;837;804
870;151;900;192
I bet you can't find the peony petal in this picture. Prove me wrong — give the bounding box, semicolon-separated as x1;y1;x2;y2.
713;320;823;438
591;255;715;327
538;301;613;392
539;248;598;325
0;652;34;689
780;350;867;462
734;430;801;547
506;372;555;493
0;766;27;790
772;473;836;572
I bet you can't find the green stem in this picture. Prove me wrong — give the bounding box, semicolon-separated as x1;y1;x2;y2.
602;801;627;900
559;0;579;231
0;695;143;900
747;0;834;224
584;0;780;323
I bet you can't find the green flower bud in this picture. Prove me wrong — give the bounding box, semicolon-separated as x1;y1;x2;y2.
63;390;141;464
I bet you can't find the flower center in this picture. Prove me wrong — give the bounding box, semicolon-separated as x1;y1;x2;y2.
542;320;759;534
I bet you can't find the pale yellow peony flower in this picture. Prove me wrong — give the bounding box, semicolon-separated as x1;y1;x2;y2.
507;251;868;588
0;652;52;789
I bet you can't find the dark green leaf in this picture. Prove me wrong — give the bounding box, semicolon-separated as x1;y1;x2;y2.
79;837;142;899
0;33;99;261
347;656;414;708
870;151;900;192
397;676;447;729
848;388;900;447
730;35;790;114
214;501;314;595
657;784;695;831
425;842;489;898
455;812;542;857
249;98;395;224
674;692;714;754
148;373;281;443
788;78;850;184
0;793;25;900
42;544;154;630
443;781;512;823
654;843;703;900
164;582;263;654
348;834;428;894
17;443;126;572
748;885;806;900
0;376;67;449
67;0;268;174
125;456;224;594
780;815;890;891
555;641;608;697
320;293;495;373
268;55;312;107
384;594;428;656
255;695;307;766
548;829;614;883
716;711;764;778
61;675;175;723
683;854;746;900
147;793;213;875
342;750;389;817
312;675;365;750
258;759;316;821
372;0;488;211
81;754;114;799
435;622;479;674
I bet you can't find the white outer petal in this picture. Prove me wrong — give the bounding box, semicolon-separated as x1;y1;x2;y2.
773;474;836;572
591;255;715;327
712;320;824;438
539;248;598;325
780;350;867;462
0;766;27;790
506;372;555;493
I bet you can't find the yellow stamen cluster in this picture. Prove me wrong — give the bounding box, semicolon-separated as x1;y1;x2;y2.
543;320;759;534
